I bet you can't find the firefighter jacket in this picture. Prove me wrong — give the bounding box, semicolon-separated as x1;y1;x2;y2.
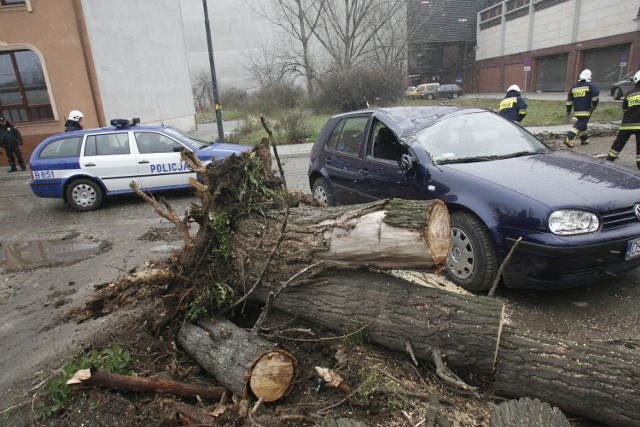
566;80;599;117
619;83;640;131
499;90;528;122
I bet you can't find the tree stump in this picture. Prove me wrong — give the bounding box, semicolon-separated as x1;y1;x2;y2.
177;316;296;402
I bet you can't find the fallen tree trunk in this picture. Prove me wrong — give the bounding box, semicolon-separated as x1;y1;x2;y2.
248;269;640;426
177;316;296;403
230;198;451;288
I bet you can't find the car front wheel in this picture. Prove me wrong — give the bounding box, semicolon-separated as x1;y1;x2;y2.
445;211;498;292
426;94;435;100
312;177;336;206
452;93;459;99
66;178;104;212
613;87;623;100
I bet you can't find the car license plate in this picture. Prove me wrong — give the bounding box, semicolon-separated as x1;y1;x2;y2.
625;238;640;260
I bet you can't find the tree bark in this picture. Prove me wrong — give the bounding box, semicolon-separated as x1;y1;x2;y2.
177;316;296;402
231;198;450;289
248;269;640;426
489;397;570;427
495;325;640;427
252;269;504;376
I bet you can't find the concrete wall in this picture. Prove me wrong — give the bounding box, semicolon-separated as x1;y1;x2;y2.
478;0;640;60
179;0;287;92
81;0;195;130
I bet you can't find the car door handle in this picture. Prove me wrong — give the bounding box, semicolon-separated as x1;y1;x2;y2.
84;162;96;167
138;160;150;164
359;168;371;177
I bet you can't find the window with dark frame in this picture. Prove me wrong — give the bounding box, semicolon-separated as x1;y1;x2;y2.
0;49;54;123
1;0;27;5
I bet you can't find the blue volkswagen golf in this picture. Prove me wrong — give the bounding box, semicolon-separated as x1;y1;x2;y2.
308;106;640;291
30;119;250;212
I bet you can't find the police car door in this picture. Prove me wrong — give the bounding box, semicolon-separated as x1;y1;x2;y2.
134;131;193;190
82;132;141;191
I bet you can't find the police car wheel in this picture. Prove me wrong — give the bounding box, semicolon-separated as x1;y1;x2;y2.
67;179;103;212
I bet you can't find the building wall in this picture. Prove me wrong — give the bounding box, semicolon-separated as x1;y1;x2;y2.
0;0;99;166
81;0;195;130
475;0;640;93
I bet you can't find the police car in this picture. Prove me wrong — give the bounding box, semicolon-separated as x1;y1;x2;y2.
29;118;251;211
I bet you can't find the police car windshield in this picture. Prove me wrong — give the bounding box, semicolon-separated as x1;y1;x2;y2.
164;128;210;149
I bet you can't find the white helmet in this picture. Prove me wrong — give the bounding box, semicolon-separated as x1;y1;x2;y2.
68;110;84;122
507;84;521;93
579;69;592;81
633;70;640;84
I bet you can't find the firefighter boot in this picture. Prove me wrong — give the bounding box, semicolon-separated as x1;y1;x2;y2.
563;136;574;148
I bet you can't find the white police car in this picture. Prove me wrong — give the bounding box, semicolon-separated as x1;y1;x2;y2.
29;118;250;211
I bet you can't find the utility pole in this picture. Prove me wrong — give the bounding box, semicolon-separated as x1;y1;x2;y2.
202;0;224;142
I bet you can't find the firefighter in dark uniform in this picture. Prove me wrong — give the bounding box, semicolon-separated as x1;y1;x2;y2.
498;84;528;122
64;110;84;132
564;69;599;147
0;117;26;172
606;70;640;169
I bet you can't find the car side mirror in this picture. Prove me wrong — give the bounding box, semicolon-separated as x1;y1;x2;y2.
398;153;417;180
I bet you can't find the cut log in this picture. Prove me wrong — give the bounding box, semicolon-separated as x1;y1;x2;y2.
66;368;224;400
248;269;640;426
230;198;450;287
177;316;296;402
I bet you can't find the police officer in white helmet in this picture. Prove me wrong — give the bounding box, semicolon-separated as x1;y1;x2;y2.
64;110;84;132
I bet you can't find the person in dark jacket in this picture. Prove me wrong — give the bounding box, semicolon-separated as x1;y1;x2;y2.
64;110;84;132
0;117;26;172
564;69;599;147
606;70;640;169
498;84;528;122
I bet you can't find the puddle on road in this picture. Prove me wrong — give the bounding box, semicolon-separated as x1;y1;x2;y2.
0;239;104;269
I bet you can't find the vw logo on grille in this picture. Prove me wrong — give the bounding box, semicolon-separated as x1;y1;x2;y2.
635;203;640;221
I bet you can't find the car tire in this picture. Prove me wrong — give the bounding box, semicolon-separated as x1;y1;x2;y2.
66;178;104;212
452;93;459;99
426;94;435;100
445;211;499;292
312;177;336;207
613;87;623;100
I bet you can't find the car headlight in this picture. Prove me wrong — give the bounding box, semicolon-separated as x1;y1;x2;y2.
549;210;599;235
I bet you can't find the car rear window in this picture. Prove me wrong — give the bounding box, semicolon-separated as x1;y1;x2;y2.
325;116;368;155
39;136;83;159
84;132;130;156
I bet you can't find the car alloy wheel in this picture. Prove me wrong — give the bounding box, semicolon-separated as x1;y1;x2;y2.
446;211;498;292
312;177;335;206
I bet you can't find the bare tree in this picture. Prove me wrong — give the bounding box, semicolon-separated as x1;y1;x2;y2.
252;0;328;95
191;70;213;111
314;0;408;70
244;42;291;87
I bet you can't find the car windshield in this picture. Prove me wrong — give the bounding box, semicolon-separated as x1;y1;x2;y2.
413;110;549;164
164;127;210;149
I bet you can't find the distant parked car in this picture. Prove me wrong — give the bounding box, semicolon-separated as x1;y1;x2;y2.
308;106;640;292
405;83;440;99
610;72;638;100
423;84;464;100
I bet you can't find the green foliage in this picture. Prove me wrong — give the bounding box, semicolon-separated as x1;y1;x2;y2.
356;368;408;412
342;320;370;346
184;283;236;323
209;212;232;260
238;151;278;206
38;345;132;418
274;110;314;144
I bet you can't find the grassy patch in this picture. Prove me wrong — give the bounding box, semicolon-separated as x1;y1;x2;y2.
205;97;621;146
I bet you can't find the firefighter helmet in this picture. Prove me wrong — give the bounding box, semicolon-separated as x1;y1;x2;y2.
633;70;640;84
68;110;84;122
579;69;592;81
507;84;521;93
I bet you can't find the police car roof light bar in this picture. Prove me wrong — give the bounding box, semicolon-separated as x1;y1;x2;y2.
110;117;141;129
